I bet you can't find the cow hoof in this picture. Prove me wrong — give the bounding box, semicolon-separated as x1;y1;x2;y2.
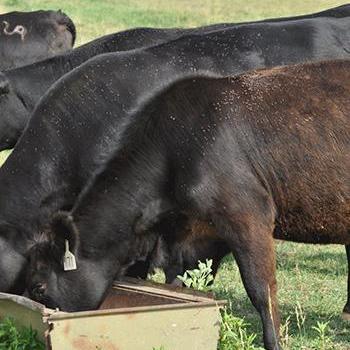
341;312;350;321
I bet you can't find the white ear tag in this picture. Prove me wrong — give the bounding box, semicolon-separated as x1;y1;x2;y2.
63;239;77;271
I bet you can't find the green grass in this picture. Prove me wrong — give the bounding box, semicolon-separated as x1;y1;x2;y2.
170;251;350;349
172;248;350;349
213;243;350;349
1;0;347;45
1;0;350;348
0;317;45;350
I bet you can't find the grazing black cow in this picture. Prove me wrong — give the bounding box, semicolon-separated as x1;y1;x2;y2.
27;60;350;350
1;4;350;150
1;7;350;301
0;10;75;70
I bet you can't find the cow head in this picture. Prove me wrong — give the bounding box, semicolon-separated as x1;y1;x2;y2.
0;72;28;150
27;209;162;311
26;212;107;311
0;11;75;70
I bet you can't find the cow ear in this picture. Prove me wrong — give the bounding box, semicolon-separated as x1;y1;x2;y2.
50;211;79;253
134;199;174;234
0;73;9;95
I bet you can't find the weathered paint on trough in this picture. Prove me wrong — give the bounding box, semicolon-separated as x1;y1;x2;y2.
0;278;226;350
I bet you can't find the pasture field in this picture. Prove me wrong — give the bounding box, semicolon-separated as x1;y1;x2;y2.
1;0;350;349
1;0;348;44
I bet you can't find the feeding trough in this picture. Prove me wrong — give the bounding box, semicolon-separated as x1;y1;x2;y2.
0;278;226;350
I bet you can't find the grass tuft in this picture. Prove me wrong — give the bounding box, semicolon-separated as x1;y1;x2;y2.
0;317;45;350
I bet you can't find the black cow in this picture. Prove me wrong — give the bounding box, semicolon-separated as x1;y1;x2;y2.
1;7;350;302
0;10;75;70
1;4;350;149
27;60;350;350
0;26;194;150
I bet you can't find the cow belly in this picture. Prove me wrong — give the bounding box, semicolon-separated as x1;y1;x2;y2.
273;203;350;244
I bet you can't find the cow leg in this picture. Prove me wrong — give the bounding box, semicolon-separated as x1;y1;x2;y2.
166;246;225;286
215;215;280;350
210;242;231;279
210;256;222;279
165;249;184;284
343;245;350;320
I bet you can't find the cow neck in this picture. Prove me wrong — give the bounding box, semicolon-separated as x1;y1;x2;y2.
6;56;73;112
0;113;80;233
0;151;70;233
5;33;124;113
72;142;168;260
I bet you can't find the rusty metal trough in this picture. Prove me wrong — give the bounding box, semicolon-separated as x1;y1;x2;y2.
0;278;226;350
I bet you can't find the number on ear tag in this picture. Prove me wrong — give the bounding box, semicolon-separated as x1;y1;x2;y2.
63;239;77;271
